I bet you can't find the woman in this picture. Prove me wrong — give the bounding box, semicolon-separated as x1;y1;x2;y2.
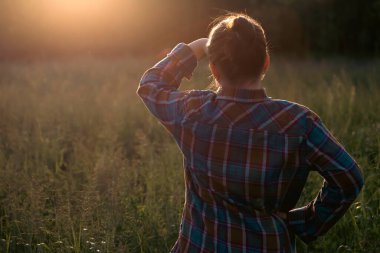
137;13;364;253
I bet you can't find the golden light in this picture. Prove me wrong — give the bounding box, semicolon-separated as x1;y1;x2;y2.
43;0;109;18
27;0;141;46
39;0;114;26
0;0;151;55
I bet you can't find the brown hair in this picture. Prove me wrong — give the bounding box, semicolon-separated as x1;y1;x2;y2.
207;13;268;84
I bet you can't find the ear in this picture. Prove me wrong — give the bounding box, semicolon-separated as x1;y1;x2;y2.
209;63;221;82
262;53;270;73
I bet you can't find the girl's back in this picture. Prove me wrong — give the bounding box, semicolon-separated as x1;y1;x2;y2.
137;13;363;253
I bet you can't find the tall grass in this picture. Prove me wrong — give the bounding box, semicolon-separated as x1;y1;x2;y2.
0;57;379;252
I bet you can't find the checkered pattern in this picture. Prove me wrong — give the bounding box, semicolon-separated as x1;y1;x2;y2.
137;43;364;253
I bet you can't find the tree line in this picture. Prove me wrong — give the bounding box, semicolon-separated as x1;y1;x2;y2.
0;0;378;59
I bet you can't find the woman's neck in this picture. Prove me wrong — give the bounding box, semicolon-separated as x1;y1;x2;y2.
219;79;263;90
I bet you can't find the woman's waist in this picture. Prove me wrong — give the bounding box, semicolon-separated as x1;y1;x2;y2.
185;190;289;221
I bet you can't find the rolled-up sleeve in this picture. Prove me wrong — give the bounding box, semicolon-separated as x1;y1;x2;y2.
288;114;364;243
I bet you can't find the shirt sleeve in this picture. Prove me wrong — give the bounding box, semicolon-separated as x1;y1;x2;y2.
287;113;364;243
137;43;213;125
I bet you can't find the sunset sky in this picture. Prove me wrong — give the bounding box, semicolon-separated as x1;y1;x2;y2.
0;0;186;57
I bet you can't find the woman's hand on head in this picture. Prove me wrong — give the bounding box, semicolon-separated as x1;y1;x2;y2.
188;38;208;60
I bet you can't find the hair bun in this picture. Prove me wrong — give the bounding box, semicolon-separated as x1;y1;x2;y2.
231;16;251;33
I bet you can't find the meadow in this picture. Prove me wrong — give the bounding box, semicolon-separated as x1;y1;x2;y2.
0;56;379;253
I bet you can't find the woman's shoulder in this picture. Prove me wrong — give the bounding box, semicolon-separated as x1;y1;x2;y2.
268;98;319;117
264;98;321;135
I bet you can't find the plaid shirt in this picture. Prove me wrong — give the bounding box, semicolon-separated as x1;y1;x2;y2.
137;43;364;253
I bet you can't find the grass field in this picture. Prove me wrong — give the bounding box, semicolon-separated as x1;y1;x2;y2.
0;57;379;253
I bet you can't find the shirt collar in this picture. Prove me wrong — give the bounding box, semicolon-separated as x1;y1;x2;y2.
216;86;270;103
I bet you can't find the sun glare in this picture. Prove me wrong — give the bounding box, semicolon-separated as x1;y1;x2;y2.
44;0;109;18
34;0;125;39
0;0;146;53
